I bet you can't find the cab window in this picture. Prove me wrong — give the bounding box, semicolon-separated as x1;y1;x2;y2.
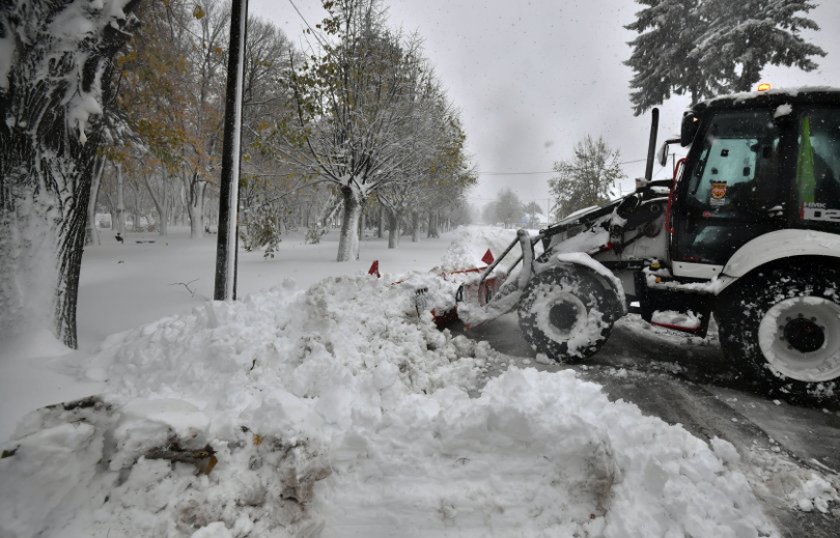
796;108;840;225
686;110;781;217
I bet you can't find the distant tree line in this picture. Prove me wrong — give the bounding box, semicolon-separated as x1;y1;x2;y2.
98;0;475;262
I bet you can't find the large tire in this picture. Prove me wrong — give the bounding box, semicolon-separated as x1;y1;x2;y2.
715;264;840;396
517;264;622;363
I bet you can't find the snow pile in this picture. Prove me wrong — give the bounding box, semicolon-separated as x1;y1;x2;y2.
790;474;840;513
1;273;780;537
746;444;840;516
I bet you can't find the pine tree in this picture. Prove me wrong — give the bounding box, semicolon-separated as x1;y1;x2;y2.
549;136;624;220
625;0;825;115
697;0;825;92
625;0;709;115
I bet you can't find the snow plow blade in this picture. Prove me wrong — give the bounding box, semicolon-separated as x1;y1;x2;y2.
455;229;538;328
368;251;506;328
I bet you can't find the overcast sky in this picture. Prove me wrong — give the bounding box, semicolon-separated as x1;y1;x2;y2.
250;0;840;215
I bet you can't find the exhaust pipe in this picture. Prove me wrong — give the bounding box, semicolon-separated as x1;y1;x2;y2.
645;108;659;182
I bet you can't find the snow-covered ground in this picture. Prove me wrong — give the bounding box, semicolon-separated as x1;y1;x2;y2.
1;227;515;443
0;225;829;537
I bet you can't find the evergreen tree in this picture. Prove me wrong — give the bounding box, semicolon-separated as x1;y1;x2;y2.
625;0;825;115
549;135;624;220
625;0;709;115
697;0;825;92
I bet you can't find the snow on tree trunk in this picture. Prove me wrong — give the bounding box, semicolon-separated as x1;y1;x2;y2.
336;186;361;262
186;177;207;239
0;0;139;348
357;200;365;241
85;158;105;246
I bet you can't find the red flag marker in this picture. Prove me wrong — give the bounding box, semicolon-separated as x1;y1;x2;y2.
481;249;494;265
368;260;381;278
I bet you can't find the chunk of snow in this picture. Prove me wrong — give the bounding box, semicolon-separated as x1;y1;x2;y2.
710;437;741;465
652;310;702;330
773;103;793;118
789;474;840;514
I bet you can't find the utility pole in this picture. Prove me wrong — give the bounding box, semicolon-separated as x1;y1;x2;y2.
214;0;249;300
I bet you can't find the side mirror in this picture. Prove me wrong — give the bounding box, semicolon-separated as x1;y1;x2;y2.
658;137;680;167
680;112;700;146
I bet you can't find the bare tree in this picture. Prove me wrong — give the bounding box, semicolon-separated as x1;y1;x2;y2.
549;135;624;220
281;0;443;261
495;189;524;228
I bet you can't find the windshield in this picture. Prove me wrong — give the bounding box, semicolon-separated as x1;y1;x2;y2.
797;108;840;225
686;110;781;215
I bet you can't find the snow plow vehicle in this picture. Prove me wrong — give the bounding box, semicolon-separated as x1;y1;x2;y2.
458;88;840;392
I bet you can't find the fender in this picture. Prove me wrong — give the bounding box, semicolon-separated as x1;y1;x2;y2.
536;252;628;315
716;229;840;293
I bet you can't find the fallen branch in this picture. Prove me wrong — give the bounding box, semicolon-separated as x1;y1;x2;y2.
145;442;217;475
169;278;200;298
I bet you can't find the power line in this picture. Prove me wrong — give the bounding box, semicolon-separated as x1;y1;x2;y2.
287;0;328;48
476;157;649;176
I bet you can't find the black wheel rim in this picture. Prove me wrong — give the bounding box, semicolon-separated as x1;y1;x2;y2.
549;302;579;332
783;317;825;353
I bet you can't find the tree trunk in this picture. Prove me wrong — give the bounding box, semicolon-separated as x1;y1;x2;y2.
185;171;207;239
142;169;168;236
411;211;419;243
377;206;384;239
336;186;362;262
427;211;439;238
387;209;400;249
85;158;105;246
0;0;139;348
159;174;169;236
358;199;365;240
115;164;126;236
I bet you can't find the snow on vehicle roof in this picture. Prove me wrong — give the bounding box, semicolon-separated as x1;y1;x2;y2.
697;87;840;111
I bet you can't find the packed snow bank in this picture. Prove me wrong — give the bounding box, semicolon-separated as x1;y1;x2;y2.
1;269;781;537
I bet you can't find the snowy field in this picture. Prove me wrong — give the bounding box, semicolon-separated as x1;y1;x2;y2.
0;226;827;537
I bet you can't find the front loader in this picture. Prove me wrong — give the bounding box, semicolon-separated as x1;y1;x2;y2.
457;87;840;393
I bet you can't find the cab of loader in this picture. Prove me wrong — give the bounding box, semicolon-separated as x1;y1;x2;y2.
668;89;840;275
